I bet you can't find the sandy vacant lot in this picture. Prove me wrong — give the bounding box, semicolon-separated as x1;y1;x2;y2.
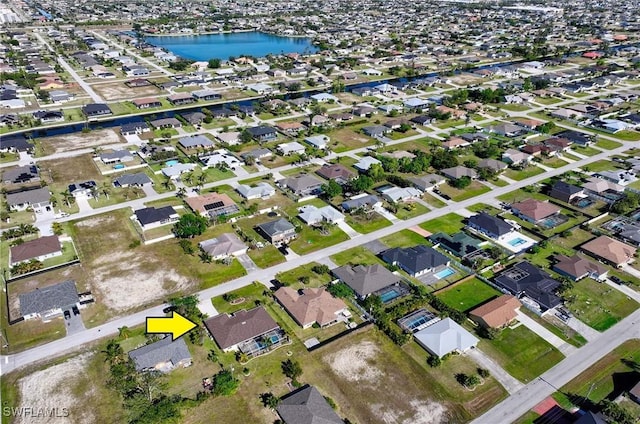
76;216;190;311
324;339;448;424
17;354;93;424
92;82;161;101
40;128;123;155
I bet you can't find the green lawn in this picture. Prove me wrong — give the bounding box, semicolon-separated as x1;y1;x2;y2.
540;157;569;169
288;224;349;255
519;308;587;348
247;245;285;269
331;246;383;267
595;138;623;150
379;229;428;248
393;202;430;220
503;166;545;181
479;325;565;383
421;193;447;208
552;340;640;408
571;145;601;157
437;181;491;201
345;211;392;234
563;278;639;331
275;263;332;288
420;213;466;234
436;277;501;312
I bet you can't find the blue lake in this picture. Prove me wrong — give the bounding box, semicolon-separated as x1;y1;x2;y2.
144;31;317;61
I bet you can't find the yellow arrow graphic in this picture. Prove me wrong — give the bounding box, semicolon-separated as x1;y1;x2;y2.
146;312;197;341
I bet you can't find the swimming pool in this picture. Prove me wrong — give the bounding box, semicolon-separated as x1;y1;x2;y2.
508;237;528;247
434;267;455;279
165;160;180;167
113;164;125;169
379;288;401;303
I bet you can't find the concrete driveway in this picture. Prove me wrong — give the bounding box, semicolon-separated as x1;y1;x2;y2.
65;311;86;336
337;220;361;238
76;196;93;213
467;347;524;395
236;254;259;273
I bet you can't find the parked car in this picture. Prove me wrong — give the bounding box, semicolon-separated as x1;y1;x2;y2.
163;305;177;314
610;276;624;285
72;306;80;316
64;310;71;320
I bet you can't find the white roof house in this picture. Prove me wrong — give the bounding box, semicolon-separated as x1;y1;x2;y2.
199;149;241;168
414;318;479;357
379;186;422;202
199;233;247;260
216;132;241;145
236;182;276;200
354;156;381;172
298;205;345;225
310;93;339;103
277;141;306;156
161;163;196;179
246;83;275;94
304;135;330;149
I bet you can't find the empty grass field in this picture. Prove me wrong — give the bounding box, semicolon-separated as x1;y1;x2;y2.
435;277;501;312
479;325;565;383
420;213;466;234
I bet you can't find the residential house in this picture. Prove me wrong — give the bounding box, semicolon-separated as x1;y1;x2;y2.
278;175;323;197
99;150;134;164
199;233;247;260
204;307;283;353
611;221;640;247
120;122;150;136
161;163;196;180
19;280;80;321
581;235;636;268
442;137;469;150
241;148;273;164
246;125;277;142
33;110;64;123
192;89;221;101
549;181;585;203
467;212;514;241
256;218;297;246
582;177;624;203
6;187;51;212
341;194;382;212
552;254;609;281
469;295;521;329
594;170;637;186
128;337;192;373
185;193;239;218
502;149;532;166
134;206;179;231
181;112;206;126
362;125;391;138
150;118;181;129
82;103;112;118
510;199;562;225
556;130;593;146
429;232;483;258
354;156;382;172
316;164;355;185
495;261;562;312
297;205;344;225
381;245;450;277
178;135;214;150
478;159;508;173
414;318;479;358
113;173;152;188
68;181;96;198
274;287;347;329
10;235;62;265
331;264;400;299
236;182;276;200
304;135;330;150
132;98;161;109
440;166;478;180
167;93;195;106
378;186;422;203
277;141;306;156
200;149;241;169
489;123;523;137
216;132;241;145
277;385;343;424
409;174;446;192
275;121;305;136
2;165;39;185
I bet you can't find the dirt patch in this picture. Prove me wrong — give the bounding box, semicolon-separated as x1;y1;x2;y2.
371;399;448;424
408;225;431;237
325;341;382;383
40;129;123;155
16;354;93;424
92;82;160;101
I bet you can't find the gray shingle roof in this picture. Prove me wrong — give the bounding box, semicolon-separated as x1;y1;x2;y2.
382;245;449;275
332;264;400;297
257;218;295;237
114;173;152;187
204;307;279;350
277;385;343;424
19;280;79;317
6;187;50;206
128;336;191;371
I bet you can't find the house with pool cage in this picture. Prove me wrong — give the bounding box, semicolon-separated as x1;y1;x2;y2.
203;307;289;357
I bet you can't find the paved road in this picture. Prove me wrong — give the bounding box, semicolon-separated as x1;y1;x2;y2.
472;308;640;424
33;32;105;103
1;138;635;374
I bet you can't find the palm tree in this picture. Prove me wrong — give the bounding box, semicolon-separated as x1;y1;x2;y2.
118;326;131;339
101;182;111;200
60;190;73;207
183;172;194;186
197;174;206;189
176;187;187;198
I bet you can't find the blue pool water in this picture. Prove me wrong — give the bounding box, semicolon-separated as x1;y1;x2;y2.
145;31;317;61
380;289;400;303
435;267;455;279
113;164;125;169
576;198;594;208
508;237;528;247
165;160;180;167
406;316;428;328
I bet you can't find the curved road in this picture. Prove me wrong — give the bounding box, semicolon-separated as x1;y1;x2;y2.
1;138;636;374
